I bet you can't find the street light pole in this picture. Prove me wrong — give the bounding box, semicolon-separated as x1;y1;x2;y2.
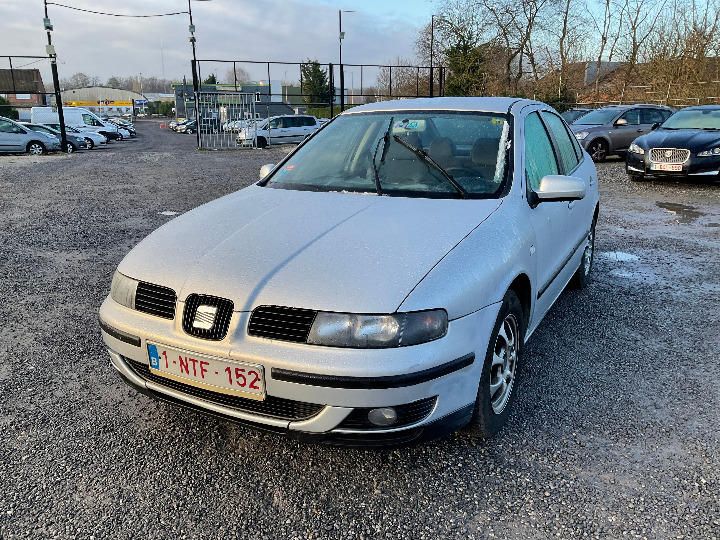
338;10;355;112
430;15;437;98
43;0;68;152
188;0;201;146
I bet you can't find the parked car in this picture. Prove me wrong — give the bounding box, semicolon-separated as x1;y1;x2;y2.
168;118;186;131
44;124;107;149
236;115;321;147
108;118;136;137
0;115;61;155
570;104;674;161
99;97;599;445
626;104;720;181
20;122;87;153
176;119;196;134
561;107;592;124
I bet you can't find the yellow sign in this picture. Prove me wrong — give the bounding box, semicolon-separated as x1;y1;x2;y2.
63;100;133;107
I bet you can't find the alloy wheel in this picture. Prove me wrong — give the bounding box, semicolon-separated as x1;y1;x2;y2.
489;313;520;414
589;141;607;161
28;143;43;155
582;228;595;276
65;143;75;153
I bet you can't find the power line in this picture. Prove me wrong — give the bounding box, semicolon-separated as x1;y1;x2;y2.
45;2;188;18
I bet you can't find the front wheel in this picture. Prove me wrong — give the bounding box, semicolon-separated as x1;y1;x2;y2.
117;133;124;141
628;174;645;182
570;221;596;289
469;290;525;438
587;139;608;162
65;142;76;153
85;138;94;149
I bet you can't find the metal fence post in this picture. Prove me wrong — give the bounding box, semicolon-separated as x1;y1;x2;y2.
329;63;334;117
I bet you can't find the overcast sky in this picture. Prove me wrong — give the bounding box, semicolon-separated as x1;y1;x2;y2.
2;0;435;87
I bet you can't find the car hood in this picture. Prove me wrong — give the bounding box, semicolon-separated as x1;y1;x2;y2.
570;124;604;133
635;128;720;150
118;185;502;313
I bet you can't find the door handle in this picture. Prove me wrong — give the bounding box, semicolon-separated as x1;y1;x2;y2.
636;128;643;132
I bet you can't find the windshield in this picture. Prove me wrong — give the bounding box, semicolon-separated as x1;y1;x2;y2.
265;111;510;198
562;109;589;123
573;108;620;125
661;109;720;130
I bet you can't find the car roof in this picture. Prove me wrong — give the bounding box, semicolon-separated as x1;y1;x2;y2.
344;96;535;115
594;104;673;110
680;105;720;111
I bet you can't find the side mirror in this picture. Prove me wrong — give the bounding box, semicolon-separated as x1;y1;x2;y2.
651;122;661;130
531;175;586;205
259;163;276;180
615;118;628;127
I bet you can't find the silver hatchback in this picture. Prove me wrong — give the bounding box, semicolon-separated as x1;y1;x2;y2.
0;115;61;155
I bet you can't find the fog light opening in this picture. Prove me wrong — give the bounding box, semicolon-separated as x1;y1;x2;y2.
367;407;398;427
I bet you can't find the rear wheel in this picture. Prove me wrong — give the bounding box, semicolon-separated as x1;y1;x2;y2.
65;142;76;153
587;139;608;162
570;220;596;289
469;290;525;438
117;133;124;141
255;136;268;149
27;141;46;155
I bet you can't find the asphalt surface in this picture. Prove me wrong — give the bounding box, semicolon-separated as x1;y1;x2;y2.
1;121;718;539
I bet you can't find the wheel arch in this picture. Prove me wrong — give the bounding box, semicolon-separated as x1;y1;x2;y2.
26;140;46;152
507;273;532;332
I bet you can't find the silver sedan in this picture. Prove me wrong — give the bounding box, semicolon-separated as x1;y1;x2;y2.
99;97;599;445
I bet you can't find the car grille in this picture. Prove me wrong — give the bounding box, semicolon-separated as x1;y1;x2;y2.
649;148;690;164
135;282;177;319
247;305;318;343
125;358;324;421
182;294;234;341
338;397;437;429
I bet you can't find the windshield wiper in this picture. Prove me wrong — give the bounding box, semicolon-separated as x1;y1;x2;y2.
370;116;393;196
391;135;468;199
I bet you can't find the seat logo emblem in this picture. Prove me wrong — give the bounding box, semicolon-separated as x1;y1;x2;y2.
193;305;217;330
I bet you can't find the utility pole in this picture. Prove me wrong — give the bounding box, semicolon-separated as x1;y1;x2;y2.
43;0;68;152
338;10;355;112
188;0;201;146
429;15;437;98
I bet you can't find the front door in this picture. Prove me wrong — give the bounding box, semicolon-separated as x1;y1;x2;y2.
609;108;645;151
522;110;574;321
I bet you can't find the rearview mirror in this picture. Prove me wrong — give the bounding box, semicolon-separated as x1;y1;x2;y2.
532;175;586;205
615;118;628;126
259;163;276;180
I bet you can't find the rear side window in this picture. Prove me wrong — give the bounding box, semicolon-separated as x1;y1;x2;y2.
541;112;580;173
302;117;316;126
524;112;559;191
640;108;666;124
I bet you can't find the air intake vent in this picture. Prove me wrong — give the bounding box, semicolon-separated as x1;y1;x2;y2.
182;294;234;340
135;282;177;319
247;305;318;343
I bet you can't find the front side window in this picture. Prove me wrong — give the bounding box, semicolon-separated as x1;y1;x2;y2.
541;112;580;173
524;112;559;191
82;113;95;126
265;111;511;198
268;118;281;129
0;119;16;133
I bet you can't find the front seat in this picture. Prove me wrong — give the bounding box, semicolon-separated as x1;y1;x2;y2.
471;138;499;180
428;137;460;169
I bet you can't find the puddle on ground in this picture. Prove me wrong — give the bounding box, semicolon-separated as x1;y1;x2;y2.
707;222;720;228
656;202;704;224
600;251;640;262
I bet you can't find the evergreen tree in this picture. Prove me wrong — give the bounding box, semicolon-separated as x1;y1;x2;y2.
300;60;331;106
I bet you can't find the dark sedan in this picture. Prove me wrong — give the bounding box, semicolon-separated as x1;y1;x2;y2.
626;105;720;181
20;122;87;153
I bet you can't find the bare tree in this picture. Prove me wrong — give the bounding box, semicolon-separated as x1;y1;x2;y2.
223;66;252;87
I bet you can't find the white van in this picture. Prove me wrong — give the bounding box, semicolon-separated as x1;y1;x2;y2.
31;107;123;140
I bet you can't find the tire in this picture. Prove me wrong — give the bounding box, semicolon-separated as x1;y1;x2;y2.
65;142;76;153
117;133;124;141
27;141;46;155
570;219;596;289
587;139;608;162
255;136;268;149
628;174;645;182
469;289;525;438
85;138;94;149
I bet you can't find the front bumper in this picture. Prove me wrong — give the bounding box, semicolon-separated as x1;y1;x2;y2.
626;151;720;178
99;296;500;445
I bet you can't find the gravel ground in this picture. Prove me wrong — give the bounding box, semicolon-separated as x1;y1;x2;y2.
1;120;719;539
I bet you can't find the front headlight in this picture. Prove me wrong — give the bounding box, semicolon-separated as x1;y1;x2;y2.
307;309;448;348
110;271;138;309
628;143;645;155
575;131;589;140
697;147;720;157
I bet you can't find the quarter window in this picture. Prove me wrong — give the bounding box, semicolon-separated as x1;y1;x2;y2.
541;112;580;173
524;112;559;191
640;108;666;124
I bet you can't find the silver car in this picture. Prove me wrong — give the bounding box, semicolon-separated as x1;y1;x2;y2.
99;97;599;445
0;116;61;155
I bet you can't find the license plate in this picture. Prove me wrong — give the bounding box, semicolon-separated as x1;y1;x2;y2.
147;343;265;400
650;163;682;172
